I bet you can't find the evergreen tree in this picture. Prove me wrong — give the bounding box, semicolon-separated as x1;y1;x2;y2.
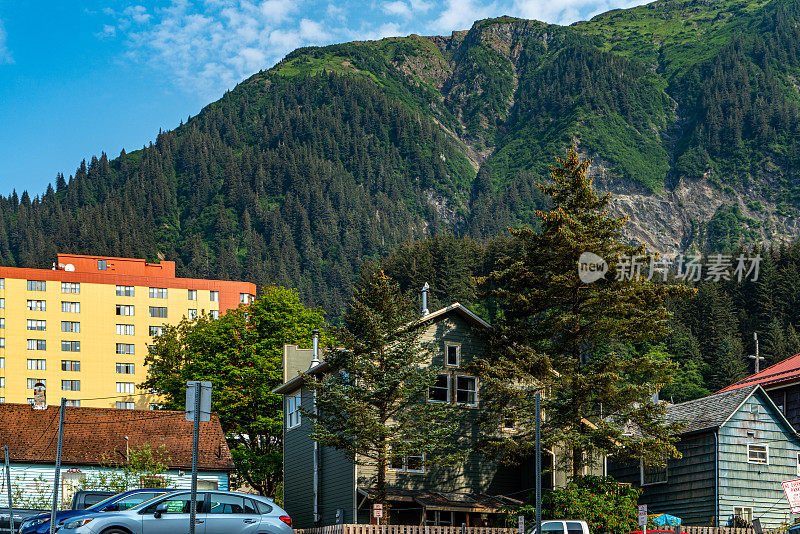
709;335;747;392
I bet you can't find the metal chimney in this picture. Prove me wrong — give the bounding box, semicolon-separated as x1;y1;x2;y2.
421;282;430;316
33;382;46;410
310;330;320;368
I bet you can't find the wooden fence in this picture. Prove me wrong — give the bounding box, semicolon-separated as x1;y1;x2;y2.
297;526;789;534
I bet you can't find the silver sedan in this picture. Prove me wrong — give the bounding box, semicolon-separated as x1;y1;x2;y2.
55;490;295;534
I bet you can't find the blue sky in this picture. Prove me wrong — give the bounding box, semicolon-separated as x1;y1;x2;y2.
0;0;648;198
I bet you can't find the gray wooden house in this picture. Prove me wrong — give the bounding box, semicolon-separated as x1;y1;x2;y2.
273;301;526;529
609;385;800;528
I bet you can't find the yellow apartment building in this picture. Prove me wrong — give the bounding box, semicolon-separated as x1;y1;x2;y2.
0;253;255;408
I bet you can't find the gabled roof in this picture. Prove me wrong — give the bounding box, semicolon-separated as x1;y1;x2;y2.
718;353;800;392
0;404;234;471
665;384;798;436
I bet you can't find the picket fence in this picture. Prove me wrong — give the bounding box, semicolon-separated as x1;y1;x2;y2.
296;526;789;534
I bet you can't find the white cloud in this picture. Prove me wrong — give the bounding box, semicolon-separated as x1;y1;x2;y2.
0;20;13;65
430;0;497;32
383;1;411;17
97;24;117;38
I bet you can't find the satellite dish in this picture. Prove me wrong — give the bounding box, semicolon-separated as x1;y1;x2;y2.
64;264;75;272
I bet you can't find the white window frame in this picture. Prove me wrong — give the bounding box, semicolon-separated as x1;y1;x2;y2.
27;359;46;370
65;400;80;407
188;289;197;301
149;306;167;318
116;382;135;394
61;340;80;352
62;360;80;372
640;458;668;485
27;378;45;389
389;451;426;474
0;377;4;388
116;324;135;336
445;343;460;367
62;321;80;333
61;301;80;313
27;280;46;291
747;444;769;465
27;339;46;351
0;318;4;329
116;343;135;355
188;309;198;320
61;282;80;294
116;305;134;316
116;401;134;409
115;285;134;297
286;393;302;429
61;380;80;391
116;363;135;374
27;319;46;331
733;507;753;522
428;374;450;404
27;300;46;311
455;375;478;407
149;325;165;337
149;287;168;299
210;310;219;320
210;291;219;302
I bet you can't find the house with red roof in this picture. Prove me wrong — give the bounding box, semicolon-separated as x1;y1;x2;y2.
718;353;800;431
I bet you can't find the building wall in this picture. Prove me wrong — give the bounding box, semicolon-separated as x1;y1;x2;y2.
766;383;800;432
1;464;229;509
0;254;254;407
718;392;800;528
609;431;717;526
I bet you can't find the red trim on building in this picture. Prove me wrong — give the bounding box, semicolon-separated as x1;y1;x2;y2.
718;352;800;393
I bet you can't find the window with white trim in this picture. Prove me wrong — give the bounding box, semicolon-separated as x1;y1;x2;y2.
0;378;4;388
116;401;134;409
640;459;668;485
286;393;301;429
149;325;165;337
0;318;4;329
62;380;80;391
188;289;197;301
445;343;460;367
62;360;80;372
116;305;134;316
0;278;4;289
27;300;46;311
65;400;80;407
428;374;450;403
389;450;425;473
27;359;46;370
27;280;46;291
116;285;134;297
116;343;135;355
0;298;4;308
210;310;219;320
747;444;768;464
149;287;168;299
27;319;46;331
149;307;167;318
210;291;219;302
62;321;80;333
116;382;135;394
116;363;135;374
0;357;4;368
733;507;753;522
61;301;80;313
240;293;252;304
0;338;3;349
61;341;80;352
27;378;45;389
116;324;135;336
27;339;46;351
455;375;478;406
188;309;198;320
61;282;80;294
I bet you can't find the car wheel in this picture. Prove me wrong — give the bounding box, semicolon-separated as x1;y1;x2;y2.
101;529;130;534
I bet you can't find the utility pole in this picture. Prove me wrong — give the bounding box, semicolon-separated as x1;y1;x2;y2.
50;398;66;534
535;393;542;534
750;332;764;374
4;446;13;534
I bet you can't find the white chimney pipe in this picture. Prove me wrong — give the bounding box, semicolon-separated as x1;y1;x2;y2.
421;282;430;316
310;330;320;368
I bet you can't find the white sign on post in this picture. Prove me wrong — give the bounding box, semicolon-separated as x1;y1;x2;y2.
185;381;212;422
638;505;647;527
373;504;383;519
518;516;525;534
783;479;800;513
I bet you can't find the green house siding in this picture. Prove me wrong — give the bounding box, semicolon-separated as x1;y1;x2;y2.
283;385;317;529
609;431;717;526
718;393;800;528
319;443;355;526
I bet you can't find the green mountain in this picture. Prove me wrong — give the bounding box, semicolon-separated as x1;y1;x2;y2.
1;0;799;314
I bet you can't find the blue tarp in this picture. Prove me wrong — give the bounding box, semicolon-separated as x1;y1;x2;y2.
652;514;682;526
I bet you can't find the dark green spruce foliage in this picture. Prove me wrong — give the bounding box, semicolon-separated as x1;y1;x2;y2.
306;269;466;511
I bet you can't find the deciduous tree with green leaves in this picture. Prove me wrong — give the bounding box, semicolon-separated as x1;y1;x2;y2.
476;147;691;477
141;286;326;498
306;268;466;517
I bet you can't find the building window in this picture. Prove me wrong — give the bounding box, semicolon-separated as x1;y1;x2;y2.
0;318;4;329
149;307;167;318
27;319;46;331
27;358;46;370
428;374;450;403
27;378;45;389
62;321;80;333
640;459;668;485
27;300;46;311
116;305;134;316
116;343;135;355
61;341;80;352
455;376;478;406
27;339;46;351
389;450;425;473
210;310;219;320
116;382;135;394
62;301;80;313
65;400;80;407
0;338;4;349
62;380;80;391
240;293;252;304
61;282;80;294
0;378;4;388
747;444;769;464
116;324;135;336
98;260;107;270
116;285;134;297
445;344;460;367
149;287;168;299
188;309;198;320
733;507;753;522
116;401;134;409
188;289;197;301
0;357;4;368
0;298;4;309
210;291;219;302
116;363;135;374
0;278;4;289
27;280;46;291
62;360;80;372
148;403;162;410
149;326;165;337
286;393;301;429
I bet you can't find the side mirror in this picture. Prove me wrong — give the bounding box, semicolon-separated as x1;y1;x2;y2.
154;502;169;519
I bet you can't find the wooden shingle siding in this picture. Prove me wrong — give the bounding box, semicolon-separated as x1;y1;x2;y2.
610;431;717;526
284;385;318;528
766;383;800;431
718;395;800;528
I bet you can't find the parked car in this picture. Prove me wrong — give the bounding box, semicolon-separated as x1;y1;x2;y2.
530;520;590;534
55;490;294;534
71;491;117;510
17;488;174;534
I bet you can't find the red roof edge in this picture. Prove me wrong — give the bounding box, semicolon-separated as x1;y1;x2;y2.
717;353;800;393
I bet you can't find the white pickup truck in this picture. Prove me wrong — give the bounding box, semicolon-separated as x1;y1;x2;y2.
530;520;591;534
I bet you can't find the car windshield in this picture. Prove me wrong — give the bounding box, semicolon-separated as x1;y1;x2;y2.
86;493;126;511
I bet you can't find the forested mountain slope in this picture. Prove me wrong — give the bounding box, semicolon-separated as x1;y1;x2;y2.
1;0;799;315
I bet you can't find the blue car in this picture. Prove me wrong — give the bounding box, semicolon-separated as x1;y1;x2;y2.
18;489;174;534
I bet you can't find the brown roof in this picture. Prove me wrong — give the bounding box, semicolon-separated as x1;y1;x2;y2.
0;404;234;471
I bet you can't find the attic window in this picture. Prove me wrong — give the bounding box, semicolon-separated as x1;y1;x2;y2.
747;444;768;464
445;344;460;367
